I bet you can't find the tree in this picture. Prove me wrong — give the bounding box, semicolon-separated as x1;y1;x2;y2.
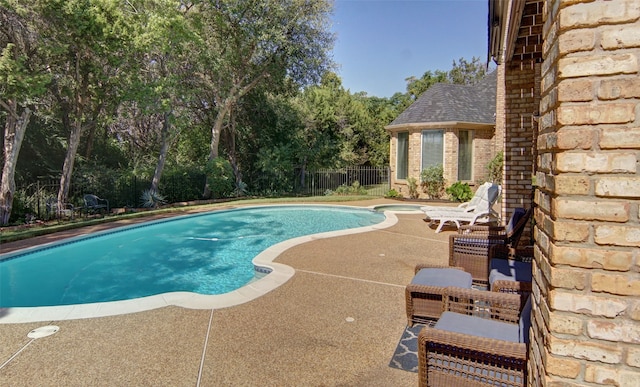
125;0;197;194
0;2;49;224
27;0;134;208
405;70;448;100
186;0;334;197
448;56;487;85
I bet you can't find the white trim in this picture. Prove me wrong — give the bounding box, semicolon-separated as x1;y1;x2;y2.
385;121;493;131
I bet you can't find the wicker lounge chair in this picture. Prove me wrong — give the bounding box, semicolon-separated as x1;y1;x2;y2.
423;183;502;233
420;182;494;213
449;207;532;285
418;287;531;387
405;265;472;326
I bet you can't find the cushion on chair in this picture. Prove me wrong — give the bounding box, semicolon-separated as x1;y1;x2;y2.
519;296;532;343
434;311;521;343
489;259;533;285
411;268;473;288
505;208;526;234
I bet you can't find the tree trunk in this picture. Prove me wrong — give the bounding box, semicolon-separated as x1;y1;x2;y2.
58;118;83;206
0;104;31;225
226;116;241;195
203;102;231;198
150;112;171;193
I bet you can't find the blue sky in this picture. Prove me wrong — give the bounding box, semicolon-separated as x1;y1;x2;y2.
331;0;489;98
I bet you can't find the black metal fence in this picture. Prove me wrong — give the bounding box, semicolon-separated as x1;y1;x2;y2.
294;166;390;197
14;166;389;220
14;174;207;220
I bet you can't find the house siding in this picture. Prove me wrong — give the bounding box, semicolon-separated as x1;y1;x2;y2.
388;127;495;198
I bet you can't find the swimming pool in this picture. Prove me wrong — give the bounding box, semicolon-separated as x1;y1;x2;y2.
0;205;396;322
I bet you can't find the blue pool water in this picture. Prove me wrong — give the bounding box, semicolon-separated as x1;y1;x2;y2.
0;205;385;308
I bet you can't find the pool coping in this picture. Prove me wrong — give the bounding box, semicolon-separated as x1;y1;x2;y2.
0;204;400;324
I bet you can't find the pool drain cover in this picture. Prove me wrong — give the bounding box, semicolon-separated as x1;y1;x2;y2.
27;325;59;339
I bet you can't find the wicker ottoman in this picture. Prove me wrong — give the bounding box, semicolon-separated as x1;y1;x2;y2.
405;267;473;326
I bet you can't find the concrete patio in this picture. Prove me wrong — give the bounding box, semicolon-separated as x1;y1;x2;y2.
0;199;454;386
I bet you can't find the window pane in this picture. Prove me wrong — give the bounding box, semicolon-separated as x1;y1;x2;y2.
421;130;444;170
458;130;473;180
397;132;408;179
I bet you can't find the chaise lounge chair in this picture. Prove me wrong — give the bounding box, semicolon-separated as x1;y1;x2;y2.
418;287;531;387
423;183;501;233
420;181;496;214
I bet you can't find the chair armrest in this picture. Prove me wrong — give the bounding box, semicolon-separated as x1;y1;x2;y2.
458;224;506;236
492;280;532;294
443;286;522;324
490;244;534;262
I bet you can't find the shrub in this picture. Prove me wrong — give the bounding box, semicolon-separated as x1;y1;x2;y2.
333;181;367;196
204;157;235;198
140;189;166;208
420;165;445;199
487;151;503;183
159;166;206;202
407;177;419;199
384;188;402;198
446;182;473;202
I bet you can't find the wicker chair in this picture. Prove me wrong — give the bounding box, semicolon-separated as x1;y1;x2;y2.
418;287;531;387
449;207;532;286
405;265;472;326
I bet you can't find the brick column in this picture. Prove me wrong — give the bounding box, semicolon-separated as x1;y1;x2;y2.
504;60;538;223
533;0;640;385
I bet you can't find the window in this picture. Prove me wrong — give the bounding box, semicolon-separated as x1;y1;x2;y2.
397;132;409;179
421;130;444;170
458;130;473;181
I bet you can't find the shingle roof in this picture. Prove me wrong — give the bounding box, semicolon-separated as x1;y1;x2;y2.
388;70;496;126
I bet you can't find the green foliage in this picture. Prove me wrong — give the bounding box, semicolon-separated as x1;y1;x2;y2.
3;0;488;220
420;165;445;199
384;188;402;198
140;189;166;208
407;177;419;199
446;182;473;202
159;166;206;203
448;57;487;85
487;151;504;184
204;157;235;199
332;181;367;196
234;180;248;197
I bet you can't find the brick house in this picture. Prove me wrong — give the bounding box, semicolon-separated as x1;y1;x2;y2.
385;71;499;198
490;0;640;385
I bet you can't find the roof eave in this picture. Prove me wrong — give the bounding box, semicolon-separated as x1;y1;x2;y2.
488;0;526;64
385;121;495;132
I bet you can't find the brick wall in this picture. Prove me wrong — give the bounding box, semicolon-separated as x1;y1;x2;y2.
388;127;495;198
502;0;543;241
534;0;640;385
